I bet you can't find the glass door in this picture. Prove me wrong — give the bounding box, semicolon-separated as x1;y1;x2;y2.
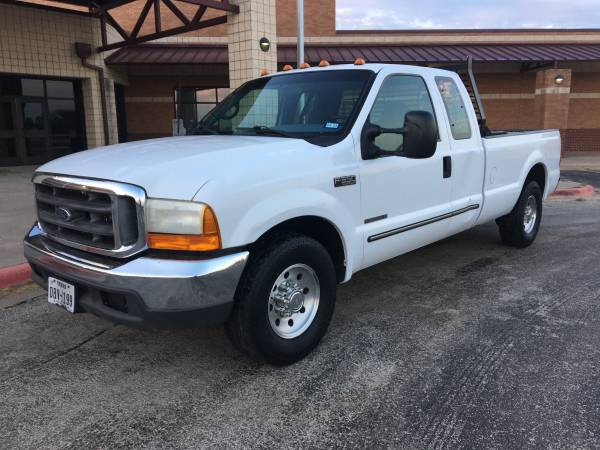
0;99;18;165
0;76;86;166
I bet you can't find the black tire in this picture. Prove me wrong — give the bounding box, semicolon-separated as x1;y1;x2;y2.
496;181;543;248
225;232;337;365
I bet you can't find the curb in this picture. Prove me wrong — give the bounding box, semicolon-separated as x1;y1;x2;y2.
551;185;595;197
0;263;32;289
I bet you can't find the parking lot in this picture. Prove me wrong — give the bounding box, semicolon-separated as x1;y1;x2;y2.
1;190;599;449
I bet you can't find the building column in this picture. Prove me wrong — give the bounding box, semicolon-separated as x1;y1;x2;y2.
227;0;277;89
534;68;572;137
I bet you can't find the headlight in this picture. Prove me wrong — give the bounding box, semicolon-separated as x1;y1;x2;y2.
145;199;221;251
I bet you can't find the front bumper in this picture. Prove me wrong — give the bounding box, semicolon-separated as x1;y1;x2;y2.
24;224;248;329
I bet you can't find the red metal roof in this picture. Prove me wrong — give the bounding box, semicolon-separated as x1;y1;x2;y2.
106;43;600;65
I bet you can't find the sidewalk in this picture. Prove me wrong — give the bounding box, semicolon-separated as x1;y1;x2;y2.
0;153;598;270
561;152;600;171
0;166;36;269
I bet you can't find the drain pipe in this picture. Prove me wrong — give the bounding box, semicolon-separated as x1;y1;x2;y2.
75;42;110;146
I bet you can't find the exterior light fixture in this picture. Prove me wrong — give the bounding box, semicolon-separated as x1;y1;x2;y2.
259;37;271;52
554;74;565;85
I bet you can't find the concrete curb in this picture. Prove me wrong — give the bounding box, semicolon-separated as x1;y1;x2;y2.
551;185;595;197
0;263;32;289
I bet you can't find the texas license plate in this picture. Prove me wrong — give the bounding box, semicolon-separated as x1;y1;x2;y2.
48;277;75;313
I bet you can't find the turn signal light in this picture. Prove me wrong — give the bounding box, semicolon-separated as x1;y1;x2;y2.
282;64;293;71
202;205;220;236
354;58;365;65
299;62;311;69
147;233;220;251
318;59;330;67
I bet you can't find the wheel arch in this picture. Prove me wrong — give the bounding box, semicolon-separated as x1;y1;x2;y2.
250;215;348;283
524;162;548;197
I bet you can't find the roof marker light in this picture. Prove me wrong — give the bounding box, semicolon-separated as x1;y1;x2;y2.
354;58;366;65
318;59;330;67
299;62;311;69
260;68;269;76
282;64;293;71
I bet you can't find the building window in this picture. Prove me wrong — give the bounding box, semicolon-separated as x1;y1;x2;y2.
0;75;86;166
174;87;230;134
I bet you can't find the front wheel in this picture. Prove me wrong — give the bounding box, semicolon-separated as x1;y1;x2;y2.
225;233;337;365
496;181;543;248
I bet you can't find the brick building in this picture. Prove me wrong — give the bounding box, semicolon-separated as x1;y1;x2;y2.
1;0;600;166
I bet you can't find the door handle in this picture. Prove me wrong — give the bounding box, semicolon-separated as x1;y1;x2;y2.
443;156;452;178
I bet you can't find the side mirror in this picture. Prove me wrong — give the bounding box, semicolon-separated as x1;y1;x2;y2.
401;111;437;159
361;110;437;160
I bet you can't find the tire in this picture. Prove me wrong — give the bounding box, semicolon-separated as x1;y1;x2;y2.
225;232;337;365
496;181;543;248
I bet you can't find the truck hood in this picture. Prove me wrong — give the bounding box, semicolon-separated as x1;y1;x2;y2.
36;135;302;200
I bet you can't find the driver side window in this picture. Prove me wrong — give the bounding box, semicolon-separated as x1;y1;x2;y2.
368;75;436;152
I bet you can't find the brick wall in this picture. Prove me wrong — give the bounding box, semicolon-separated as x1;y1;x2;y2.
566;73;600;151
475;73;537;130
124;74;228;140
276;0;336;37
563;129;600;152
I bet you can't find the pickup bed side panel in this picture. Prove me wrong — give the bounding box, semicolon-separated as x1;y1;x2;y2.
477;130;561;225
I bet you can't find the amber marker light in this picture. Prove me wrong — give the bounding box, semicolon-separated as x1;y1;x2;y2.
282;64;293;71
260;68;269;76
299;62;311;69
354;58;366;65
318;59;330;67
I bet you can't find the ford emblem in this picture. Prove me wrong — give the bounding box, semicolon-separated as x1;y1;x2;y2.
56;207;72;222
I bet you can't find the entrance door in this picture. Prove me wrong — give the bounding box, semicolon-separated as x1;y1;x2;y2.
0;76;86;167
0;99;19;165
359;74;454;268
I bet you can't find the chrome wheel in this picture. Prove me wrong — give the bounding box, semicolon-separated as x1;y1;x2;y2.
268;263;320;339
523;195;538;234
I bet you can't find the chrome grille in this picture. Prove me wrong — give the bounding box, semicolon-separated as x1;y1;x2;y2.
34;175;146;257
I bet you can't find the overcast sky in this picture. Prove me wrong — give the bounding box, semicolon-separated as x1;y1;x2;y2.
336;0;600;30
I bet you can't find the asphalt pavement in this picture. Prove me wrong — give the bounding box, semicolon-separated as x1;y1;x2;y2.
1;194;599;449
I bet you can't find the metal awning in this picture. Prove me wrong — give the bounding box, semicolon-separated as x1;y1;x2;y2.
11;0;238;52
105;43;600;66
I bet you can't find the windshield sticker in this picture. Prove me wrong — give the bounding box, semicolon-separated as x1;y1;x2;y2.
324;122;340;129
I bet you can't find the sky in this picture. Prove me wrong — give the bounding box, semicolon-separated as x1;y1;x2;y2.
336;0;600;30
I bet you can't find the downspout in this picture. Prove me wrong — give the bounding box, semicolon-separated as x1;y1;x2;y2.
74;42;110;146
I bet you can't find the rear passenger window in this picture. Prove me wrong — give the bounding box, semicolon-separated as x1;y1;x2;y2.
368;75;437;153
435;77;472;140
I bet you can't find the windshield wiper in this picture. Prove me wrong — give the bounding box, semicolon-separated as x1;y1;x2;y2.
190;124;220;135
247;126;297;139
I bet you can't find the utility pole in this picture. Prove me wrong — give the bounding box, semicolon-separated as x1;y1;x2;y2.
297;0;304;67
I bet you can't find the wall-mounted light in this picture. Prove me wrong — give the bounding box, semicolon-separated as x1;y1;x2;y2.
554;74;565;85
259;37;271;52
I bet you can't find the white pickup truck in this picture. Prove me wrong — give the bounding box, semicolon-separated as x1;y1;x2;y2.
24;62;561;365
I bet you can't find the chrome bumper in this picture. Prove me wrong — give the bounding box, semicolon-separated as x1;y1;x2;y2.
24;224;248;329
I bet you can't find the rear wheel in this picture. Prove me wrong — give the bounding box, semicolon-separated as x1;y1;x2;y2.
496;181;543;248
225;233;337;365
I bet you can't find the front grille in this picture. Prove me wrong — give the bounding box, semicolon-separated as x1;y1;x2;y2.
34;175;145;257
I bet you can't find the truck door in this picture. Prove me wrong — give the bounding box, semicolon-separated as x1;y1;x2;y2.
433;76;485;233
359;74;453;268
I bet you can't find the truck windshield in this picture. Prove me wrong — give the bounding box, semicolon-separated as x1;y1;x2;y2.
193;70;374;145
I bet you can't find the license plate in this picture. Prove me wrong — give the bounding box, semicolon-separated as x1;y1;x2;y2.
48;277;75;313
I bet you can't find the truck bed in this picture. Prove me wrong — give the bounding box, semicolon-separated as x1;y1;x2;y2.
475;129;562;225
